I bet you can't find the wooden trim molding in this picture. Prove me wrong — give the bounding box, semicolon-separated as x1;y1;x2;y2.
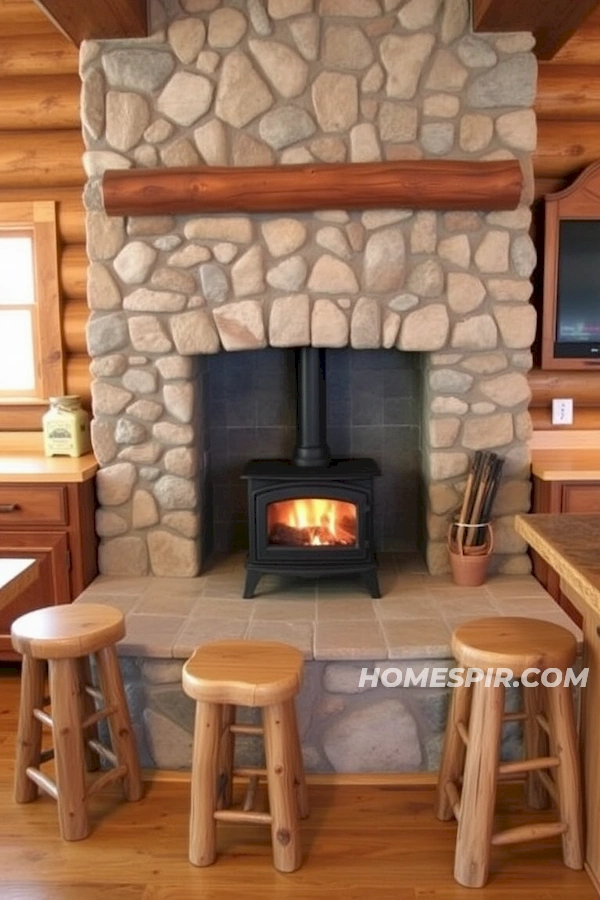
101;159;524;217
541;160;600;371
33;202;64;402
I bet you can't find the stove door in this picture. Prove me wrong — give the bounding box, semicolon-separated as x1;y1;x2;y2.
251;481;374;565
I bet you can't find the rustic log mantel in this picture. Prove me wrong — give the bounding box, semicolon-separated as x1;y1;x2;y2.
101;159;523;217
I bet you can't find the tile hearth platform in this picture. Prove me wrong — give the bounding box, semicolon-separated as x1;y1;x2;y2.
76;555;581;773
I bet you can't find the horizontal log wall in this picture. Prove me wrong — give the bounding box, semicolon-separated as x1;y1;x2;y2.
0;0;88;427
0;74;81;129
2;0;600;432
532;6;600;430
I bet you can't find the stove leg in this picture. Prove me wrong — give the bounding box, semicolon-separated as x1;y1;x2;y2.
243;569;261;599
362;569;381;599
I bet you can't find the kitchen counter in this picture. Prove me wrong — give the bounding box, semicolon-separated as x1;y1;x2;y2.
0;453;98;483
531;448;600;482
515;514;600;616
515;512;600;895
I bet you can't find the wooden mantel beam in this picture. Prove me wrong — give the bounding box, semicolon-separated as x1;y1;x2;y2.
32;0;148;46
102;160;523;217
472;0;600;60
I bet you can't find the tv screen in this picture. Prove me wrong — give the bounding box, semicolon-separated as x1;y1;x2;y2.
556;220;600;358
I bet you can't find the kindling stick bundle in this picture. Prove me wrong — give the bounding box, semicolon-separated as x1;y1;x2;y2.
454;451;504;550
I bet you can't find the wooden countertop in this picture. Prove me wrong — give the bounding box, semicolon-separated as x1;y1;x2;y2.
0;453;98;483
0;558;39;613
515;513;600;617
531;448;600;481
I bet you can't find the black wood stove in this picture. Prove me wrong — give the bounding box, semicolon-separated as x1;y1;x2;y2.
242;347;381;598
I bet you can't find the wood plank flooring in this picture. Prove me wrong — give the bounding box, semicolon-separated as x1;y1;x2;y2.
0;663;597;900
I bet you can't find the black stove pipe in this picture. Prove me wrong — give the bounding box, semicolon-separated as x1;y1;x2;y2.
293;347;331;468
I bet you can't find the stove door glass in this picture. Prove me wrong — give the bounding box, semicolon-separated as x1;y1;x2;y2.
267;498;358;547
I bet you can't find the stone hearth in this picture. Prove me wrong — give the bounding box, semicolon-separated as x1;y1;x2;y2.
83;0;538;579
76;562;580;773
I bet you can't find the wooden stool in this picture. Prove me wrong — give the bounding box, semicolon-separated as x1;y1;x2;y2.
11;603;143;841
436;617;583;887
182;640;309;873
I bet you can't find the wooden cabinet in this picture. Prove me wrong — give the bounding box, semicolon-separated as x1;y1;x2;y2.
554;580;600;894
514;516;600;894
531;475;600;625
580;602;600;894
0;480;97;659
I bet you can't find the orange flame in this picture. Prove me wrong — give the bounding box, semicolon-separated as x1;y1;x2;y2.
267;498;357;546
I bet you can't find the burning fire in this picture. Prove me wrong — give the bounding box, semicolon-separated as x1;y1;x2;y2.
267;498;357;547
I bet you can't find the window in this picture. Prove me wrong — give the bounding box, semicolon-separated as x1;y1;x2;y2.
0;201;64;431
0;233;38;396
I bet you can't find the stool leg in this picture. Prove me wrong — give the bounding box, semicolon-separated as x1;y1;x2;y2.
189;700;221;867
217;704;235;810
263;702;302;873
545;683;584;870
14;655;46;803
454;681;504;888
436;681;471;820
77;656;100;773
285;699;309;819
95;645;143;802
523;684;550;809
49;658;90;841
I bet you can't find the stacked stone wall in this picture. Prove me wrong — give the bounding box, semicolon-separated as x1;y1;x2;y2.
82;0;537;576
122;656;523;772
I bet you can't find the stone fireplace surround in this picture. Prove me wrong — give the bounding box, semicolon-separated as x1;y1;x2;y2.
83;0;538;580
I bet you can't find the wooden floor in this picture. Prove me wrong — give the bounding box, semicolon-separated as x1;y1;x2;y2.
0;664;597;900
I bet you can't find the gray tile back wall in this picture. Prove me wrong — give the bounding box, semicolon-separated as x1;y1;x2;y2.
203;348;422;556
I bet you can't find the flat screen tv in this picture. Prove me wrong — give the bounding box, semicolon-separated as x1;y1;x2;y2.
555;220;600;360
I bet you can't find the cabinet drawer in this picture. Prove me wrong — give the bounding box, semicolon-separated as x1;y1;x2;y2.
0;485;67;527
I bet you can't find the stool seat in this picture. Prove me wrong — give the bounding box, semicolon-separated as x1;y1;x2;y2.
452;616;577;677
182;639;308;873
182;640;304;706
11;603;142;841
11;603;125;659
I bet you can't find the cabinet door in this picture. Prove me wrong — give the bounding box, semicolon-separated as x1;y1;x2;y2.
533;477;588;626
0;531;70;659
582;606;600;893
531;477;562;593
562;483;600;514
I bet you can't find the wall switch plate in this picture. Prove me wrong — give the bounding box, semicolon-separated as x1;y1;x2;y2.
552;398;574;425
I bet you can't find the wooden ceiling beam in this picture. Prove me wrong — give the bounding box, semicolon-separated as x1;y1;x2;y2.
472;0;600;60
29;0;600;57
32;0;148;46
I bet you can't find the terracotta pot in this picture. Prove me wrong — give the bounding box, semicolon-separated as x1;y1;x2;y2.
447;522;493;588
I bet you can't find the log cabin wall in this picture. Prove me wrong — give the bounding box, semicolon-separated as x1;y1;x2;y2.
532;6;600;431
0;0;88;429
2;0;600;433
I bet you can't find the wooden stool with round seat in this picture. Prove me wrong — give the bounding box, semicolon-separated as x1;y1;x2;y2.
11;603;143;841
436;616;583;888
182;640;309;873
